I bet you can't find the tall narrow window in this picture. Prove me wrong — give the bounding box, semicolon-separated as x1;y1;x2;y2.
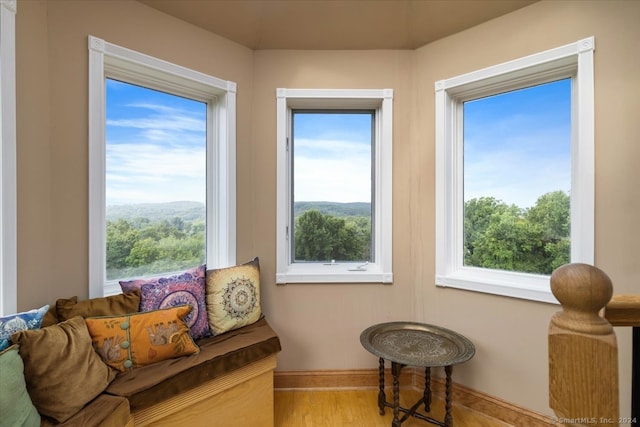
291;111;373;264
105;79;207;281
435;37;594;303
463;79;571;276
89;36;236;297
276;88;393;284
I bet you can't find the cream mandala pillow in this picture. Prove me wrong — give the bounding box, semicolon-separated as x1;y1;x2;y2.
205;257;261;334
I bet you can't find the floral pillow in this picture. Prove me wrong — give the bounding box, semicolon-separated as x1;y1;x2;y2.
119;265;210;339
0;305;49;351
205;257;261;335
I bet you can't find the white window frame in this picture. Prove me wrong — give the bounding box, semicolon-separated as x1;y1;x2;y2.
435;37;595;304
88;36;236;297
0;0;16;316
276;88;393;284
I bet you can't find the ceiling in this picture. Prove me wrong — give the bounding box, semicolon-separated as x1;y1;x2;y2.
138;0;538;50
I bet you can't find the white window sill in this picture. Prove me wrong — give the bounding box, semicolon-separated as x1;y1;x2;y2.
435;267;558;304
276;263;393;284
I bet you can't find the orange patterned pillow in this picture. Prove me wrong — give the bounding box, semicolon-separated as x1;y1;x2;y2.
85;305;199;372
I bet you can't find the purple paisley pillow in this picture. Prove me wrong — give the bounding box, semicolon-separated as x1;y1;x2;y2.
119;265;210;339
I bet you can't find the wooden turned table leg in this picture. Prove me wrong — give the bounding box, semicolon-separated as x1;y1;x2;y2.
392;362;403;427
444;365;453;427
424;366;431;412
378;357;386;415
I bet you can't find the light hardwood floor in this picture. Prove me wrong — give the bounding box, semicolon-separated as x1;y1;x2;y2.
274;389;514;427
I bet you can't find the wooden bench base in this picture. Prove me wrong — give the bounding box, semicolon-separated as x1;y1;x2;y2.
126;354;277;427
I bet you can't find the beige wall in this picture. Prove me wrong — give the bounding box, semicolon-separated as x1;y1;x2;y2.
15;0;639;418
16;0;254;306
410;0;638;416
250;49;414;371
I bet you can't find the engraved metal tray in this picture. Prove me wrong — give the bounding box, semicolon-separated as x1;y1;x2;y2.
360;322;476;367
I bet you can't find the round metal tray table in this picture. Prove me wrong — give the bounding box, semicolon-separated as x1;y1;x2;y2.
360;322;475;427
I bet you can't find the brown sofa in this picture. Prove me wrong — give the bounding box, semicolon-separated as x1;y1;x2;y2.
19;317;281;427
36;316;281;427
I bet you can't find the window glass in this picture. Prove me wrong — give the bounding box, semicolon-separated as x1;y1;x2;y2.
462;78;572;275
105;79;206;280
291;111;373;264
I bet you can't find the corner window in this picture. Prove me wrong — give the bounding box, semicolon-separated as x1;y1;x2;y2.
0;0;16;315
435;37;595;303
276;89;393;284
89;36;237;297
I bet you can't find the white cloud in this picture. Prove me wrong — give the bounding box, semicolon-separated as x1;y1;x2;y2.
293;138;371;203
106;101;206;205
106;142;206;205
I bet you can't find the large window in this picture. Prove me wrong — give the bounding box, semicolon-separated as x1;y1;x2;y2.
105;80;207;281
0;0;16;316
89;36;236;297
276;89;393;284
435;37;595;303
292;110;373;264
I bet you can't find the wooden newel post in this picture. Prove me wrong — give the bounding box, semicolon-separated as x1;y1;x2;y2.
549;263;619;427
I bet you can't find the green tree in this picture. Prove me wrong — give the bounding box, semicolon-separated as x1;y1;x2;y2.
526;190;570;240
294;210;370;261
106;219;140;270
526;190;570;271
464;191;570;275
125;237;161;267
464;197;518;262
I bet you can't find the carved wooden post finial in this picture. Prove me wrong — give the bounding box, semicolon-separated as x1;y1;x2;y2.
549;263;619;427
550;262;613;335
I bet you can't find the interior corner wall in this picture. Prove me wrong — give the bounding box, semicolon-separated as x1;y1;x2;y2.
250;49;417;372
412;0;639;417
15;0;254;307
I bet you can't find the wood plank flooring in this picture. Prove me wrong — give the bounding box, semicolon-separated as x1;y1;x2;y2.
274;389;513;427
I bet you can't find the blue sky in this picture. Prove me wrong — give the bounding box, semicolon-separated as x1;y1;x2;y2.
464;78;571;208
293;112;372;203
106;79;206;206
106;78;571;209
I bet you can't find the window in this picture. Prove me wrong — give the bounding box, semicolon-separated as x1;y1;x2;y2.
435;37;595;303
276;89;393;284
105;80;207;281
0;0;16;316
89;36;236;297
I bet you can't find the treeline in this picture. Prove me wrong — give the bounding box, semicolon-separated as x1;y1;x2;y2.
105;192;569;278
464;190;570;275
294;201;371;218
294;210;371;262
106;217;205;280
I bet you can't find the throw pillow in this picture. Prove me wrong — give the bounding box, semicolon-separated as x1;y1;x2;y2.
0;345;41;427
0;305;49;351
56;289;141;321
85;305;199;372
40;304;59;327
205;257;261;335
10;316;116;423
119;265;209;339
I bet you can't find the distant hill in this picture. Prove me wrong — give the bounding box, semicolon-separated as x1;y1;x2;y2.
294;201;370;218
106;200;370;223
106;201;205;222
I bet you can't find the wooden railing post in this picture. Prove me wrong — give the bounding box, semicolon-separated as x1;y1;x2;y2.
549;263;619;427
605;294;640;423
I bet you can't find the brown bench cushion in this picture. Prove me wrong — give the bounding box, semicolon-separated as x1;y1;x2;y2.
104;317;281;410
40;394;130;427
